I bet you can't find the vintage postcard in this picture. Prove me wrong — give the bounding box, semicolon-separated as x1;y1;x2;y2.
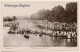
1;1;79;51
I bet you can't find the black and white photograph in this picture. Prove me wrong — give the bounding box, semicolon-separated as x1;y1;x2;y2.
2;1;77;47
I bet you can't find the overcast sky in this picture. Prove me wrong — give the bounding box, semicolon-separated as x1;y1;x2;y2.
2;1;72;17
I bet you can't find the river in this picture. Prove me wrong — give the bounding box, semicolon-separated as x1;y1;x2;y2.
3;20;77;47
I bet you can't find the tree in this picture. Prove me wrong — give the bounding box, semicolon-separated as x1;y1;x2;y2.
38;9;50;20
3;16;13;21
13;16;17;21
66;2;77;23
30;13;40;20
51;5;65;22
30;2;77;23
30;9;50;20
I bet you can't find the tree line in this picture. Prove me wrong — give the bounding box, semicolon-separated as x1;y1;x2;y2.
3;16;17;22
30;2;77;23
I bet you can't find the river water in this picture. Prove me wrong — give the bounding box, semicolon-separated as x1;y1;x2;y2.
3;20;77;47
3;28;77;47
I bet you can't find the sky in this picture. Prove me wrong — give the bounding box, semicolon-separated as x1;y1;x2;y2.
2;1;72;17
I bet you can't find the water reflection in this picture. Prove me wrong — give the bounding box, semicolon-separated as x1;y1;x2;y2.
3;24;77;47
35;34;77;47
